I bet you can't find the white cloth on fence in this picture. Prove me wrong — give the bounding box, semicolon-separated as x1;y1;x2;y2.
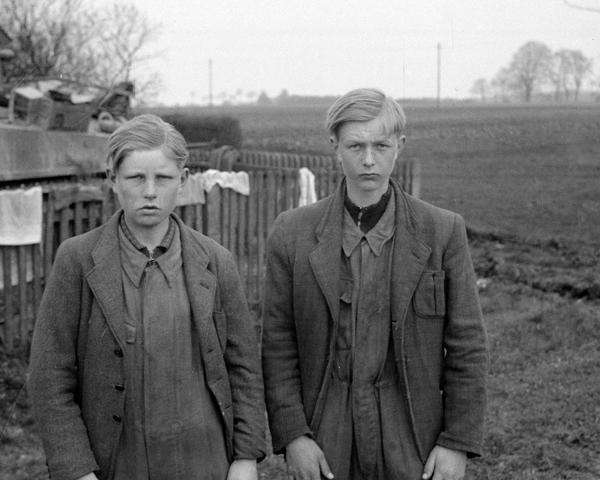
177;172;206;206
203;169;250;196
0;186;43;245
298;167;317;206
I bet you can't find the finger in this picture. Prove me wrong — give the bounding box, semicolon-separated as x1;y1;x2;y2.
422;451;437;480
318;456;334;479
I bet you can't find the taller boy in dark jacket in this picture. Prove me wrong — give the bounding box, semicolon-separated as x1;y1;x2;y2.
262;88;488;480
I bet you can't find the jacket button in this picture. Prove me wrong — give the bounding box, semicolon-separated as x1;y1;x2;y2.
115;384;125;392
113;415;122;422
114;349;123;357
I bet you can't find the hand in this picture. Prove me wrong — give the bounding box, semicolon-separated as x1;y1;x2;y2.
422;446;467;480
285;435;334;480
227;459;258;480
76;474;98;480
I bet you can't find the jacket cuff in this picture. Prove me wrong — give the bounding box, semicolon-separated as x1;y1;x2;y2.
268;406;312;454
436;432;483;458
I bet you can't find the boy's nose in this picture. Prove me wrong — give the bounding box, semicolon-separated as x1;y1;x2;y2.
143;180;157;198
362;148;375;166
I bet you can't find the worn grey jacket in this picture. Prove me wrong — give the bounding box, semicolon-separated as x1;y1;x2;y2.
262;178;488;461
29;212;266;480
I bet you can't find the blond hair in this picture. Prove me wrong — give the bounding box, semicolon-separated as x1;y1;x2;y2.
107;114;189;172
325;88;406;140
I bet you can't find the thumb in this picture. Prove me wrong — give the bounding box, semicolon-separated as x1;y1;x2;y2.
422;447;438;480
318;455;334;479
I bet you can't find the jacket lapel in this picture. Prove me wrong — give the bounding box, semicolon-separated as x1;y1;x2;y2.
389;179;432;329
175;217;216;345
309;183;345;326
86;213;128;349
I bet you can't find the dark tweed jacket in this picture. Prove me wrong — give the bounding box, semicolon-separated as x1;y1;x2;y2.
29;212;266;480
262;178;488;461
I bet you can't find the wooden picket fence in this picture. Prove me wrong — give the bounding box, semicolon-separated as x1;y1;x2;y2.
0;149;419;352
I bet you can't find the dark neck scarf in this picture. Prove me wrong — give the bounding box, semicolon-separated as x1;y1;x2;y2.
344;185;392;233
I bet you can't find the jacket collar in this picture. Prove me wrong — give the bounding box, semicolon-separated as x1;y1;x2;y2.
86;211;216;349
310;177;431;327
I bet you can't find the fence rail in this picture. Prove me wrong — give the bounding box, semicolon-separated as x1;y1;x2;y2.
0;148;419;352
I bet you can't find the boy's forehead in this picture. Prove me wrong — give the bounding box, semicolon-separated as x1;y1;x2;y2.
339;118;397;140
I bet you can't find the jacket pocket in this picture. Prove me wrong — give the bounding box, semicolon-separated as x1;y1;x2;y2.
413;271;446;318
212;311;227;352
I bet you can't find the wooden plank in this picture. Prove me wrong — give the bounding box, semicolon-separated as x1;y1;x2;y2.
183;204;195;229
74;201;84;236
44;190;55;277
205;186;222;243
1;248;14;348
222;188;231;250
266;169;277;230
237;192;248;295
247;171;258;304
17;246;28;348
256;171;266;305
88;201;99;231
59;207;71;245
32;244;42;323
194;203;203;233
229;191;239;259
292;169;301;209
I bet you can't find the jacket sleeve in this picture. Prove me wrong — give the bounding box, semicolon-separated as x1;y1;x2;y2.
28;241;99;480
261;214;312;453
437;214;489;456
217;249;267;461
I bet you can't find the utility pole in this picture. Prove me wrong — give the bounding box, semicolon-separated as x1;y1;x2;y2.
208;59;213;107
436;42;441;108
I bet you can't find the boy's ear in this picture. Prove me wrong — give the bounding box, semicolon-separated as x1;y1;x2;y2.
396;135;407;159
106;169;117;192
180;168;190;189
330;136;340;159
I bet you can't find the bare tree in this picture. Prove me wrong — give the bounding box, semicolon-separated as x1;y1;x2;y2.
506;41;553;102
0;0;88;80
567;50;593;100
549;50;571;101
469;78;490;102
0;0;162;101
88;3;162;93
491;67;513;103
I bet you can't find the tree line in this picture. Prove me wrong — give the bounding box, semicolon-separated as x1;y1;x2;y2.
470;41;595;103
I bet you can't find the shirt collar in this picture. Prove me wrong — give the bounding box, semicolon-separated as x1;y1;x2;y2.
118;217;181;288
119;212;176;259
342;189;396;257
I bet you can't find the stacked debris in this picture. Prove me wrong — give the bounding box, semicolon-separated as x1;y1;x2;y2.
5;78;133;134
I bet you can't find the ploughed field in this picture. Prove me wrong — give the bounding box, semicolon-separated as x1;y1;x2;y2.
2;103;600;479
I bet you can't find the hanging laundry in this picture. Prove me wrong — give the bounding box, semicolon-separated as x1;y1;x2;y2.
177;172;206;206
202;169;250;196
0;186;43;245
298;167;317;206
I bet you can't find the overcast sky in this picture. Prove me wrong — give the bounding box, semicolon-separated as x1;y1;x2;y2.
107;0;600;105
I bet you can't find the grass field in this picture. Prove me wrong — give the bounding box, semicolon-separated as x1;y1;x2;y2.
227;103;600;245
2;103;600;479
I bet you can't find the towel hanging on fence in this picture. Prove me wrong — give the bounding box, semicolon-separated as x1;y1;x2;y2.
0;186;43;245
177;172;206;206
203;169;250;196
298;167;317;206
